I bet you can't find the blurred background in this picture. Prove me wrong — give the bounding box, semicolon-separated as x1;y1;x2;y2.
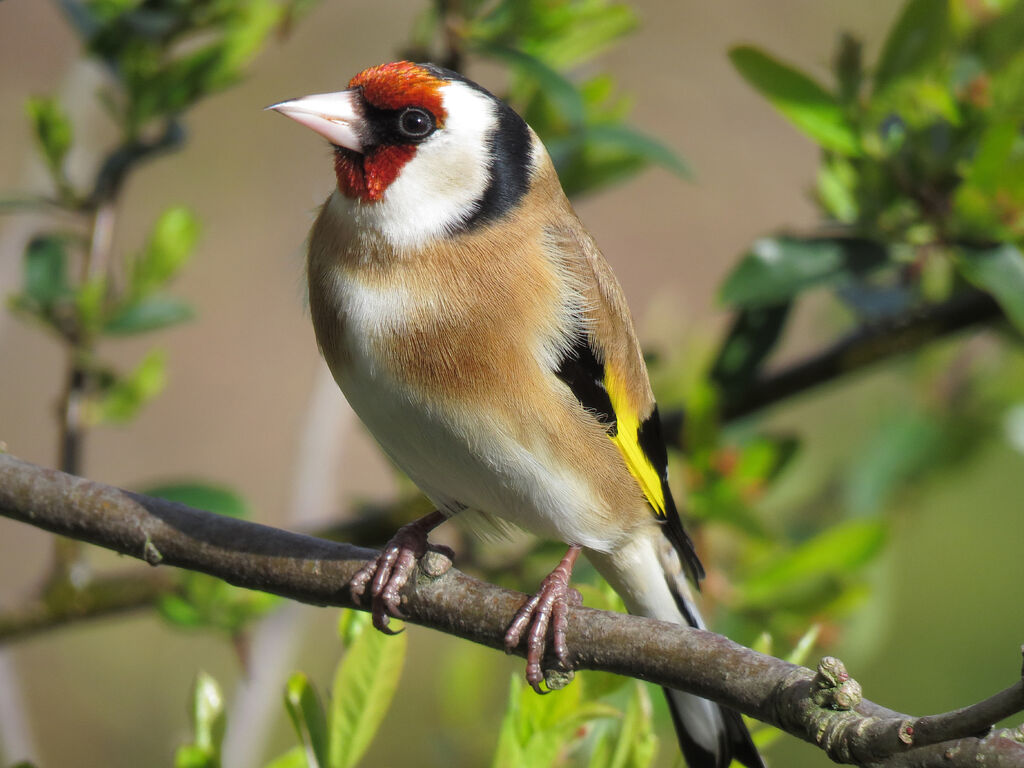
2;1;1023;766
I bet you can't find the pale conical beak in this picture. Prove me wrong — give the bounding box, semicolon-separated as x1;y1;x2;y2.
266;90;364;153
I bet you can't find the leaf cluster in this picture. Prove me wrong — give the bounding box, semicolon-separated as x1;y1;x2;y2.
726;0;1024;335
645;0;1024;654
7;1;312;434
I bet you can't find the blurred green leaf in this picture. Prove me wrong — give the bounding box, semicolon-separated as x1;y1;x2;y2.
327;614;406;768
105;294;194;334
549;122;690;198
873;0;950;94
719;237;889;308
710;303;791;394
588;683;657;768
990;49;1024;120
21;235;71;313
26;95;72;175
729;46;860;155
158;594;205;628
955;244;1024;334
492;675;617;768
843;408;946;516
968;0;1024;69
131;206;199;297
143;482;250;518
817;156;859;222
263;747;307;768
480;43;586;128
175;672;226;768
964;121;1018;192
738;520;887;610
580;123;691;178
834;32;863;106
337;608;370;648
158;568;278;633
74;274;108;338
92;347;166;424
469;0;637;71
284;672;329;768
785;623;821;666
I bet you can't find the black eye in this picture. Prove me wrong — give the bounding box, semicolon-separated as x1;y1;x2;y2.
398;107;435;139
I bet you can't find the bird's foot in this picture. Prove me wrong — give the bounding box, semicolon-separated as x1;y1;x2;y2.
504;544;583;694
349;510;452;634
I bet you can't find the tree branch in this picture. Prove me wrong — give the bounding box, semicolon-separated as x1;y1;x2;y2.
718;290;1002;423
0;568;175;642
1;453;1022;767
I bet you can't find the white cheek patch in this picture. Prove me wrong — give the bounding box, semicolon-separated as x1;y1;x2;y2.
336;82;498;250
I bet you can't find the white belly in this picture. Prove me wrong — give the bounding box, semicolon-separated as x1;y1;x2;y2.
331;345;615;552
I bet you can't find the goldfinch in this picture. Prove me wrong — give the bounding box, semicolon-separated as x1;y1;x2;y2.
270;61;764;768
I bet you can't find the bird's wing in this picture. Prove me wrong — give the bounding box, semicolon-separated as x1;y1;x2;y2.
546;222;705;582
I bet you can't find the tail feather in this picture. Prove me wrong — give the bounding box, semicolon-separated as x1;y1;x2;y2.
586;536;765;768
664;690;763;768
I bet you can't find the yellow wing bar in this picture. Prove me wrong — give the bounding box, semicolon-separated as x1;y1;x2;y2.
603;369;667;517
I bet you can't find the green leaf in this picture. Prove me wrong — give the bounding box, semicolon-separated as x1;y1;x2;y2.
738;520;886;610
834;32;863;106
478;43;586;128
22;235;70;312
192;672;226;756
175;672;226;768
816;156;859;222
158;594;205;628
142;482;249;518
336;608;370;648
176;746;213;768
874;0;950;94
467;0;637;71
579;123;692;179
785;623;821;666
955;244;1024;334
710;303;792;394
284;673;328;768
719;237;889;308
589;683;657;768
104;294;194;334
327;616;407;768
972;0;1024;67
263;747;307;768
92;348;167;424
75;274;108;337
964;121;1017;192
729;46;860;154
843;409;946;516
26;96;72;174
492;675;618;768
548;122;691;199
131;207;200;297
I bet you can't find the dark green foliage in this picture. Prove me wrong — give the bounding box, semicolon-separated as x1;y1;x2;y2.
729;0;1024;334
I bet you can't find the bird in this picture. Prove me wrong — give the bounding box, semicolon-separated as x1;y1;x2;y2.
269;60;764;768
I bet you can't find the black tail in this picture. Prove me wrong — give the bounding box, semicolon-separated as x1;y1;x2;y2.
664;689;764;768
659;536;765;768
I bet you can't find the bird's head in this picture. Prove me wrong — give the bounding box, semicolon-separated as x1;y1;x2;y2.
269;61;535;241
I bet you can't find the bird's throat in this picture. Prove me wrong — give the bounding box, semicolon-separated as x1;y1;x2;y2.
334;145;416;202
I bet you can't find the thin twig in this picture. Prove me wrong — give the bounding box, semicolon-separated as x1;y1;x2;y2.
0;569;176;642
1;453;1022;767
659;289;1005;444
718;290;1003;423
